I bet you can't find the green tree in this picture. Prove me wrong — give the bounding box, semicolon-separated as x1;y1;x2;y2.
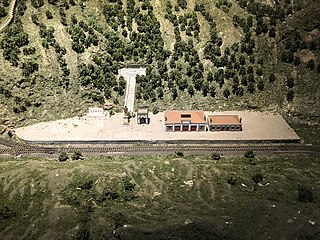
177;0;187;9
187;84;194;96
287;89;294;102
268;27;276;38
0;6;7;17
257;79;264;91
207;71;214;82
172;87;178;100
247;82;255;93
177;77;188;91
202;81;209;96
286;77;294;88
31;0;44;8
118;76;126;96
256;67;263;76
223;88;230;98
307;59;315;70
268;73;276;83
209;84;216;97
21;61;39;77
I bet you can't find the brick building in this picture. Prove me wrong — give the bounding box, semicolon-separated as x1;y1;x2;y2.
207;115;242;131
165;111;208;132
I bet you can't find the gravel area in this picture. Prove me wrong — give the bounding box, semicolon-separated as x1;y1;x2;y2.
15;111;300;142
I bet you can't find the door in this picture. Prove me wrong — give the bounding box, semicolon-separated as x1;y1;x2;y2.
140;117;146;124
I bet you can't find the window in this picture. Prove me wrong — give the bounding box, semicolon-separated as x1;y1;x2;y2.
181;114;191;118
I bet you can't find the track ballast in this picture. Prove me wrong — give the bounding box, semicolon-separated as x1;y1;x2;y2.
0;141;319;156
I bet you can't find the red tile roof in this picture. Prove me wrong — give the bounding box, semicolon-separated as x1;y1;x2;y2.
208;115;241;125
165;111;207;124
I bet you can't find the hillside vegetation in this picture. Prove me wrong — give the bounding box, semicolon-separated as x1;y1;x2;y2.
0;155;319;239
0;0;319;134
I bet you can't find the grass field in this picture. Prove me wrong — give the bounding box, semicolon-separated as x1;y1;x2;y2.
290;123;320;145
0;154;319;239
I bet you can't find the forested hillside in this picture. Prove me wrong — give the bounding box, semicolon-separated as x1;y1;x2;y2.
0;0;319;133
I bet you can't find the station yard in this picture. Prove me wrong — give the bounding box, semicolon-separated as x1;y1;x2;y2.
15;111;300;142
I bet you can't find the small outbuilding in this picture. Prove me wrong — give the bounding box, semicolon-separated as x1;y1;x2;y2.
207;115;242;131
165;110;207;132
137;108;150;124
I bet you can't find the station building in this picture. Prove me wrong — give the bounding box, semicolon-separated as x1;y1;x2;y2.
164;110;208;132
207;115;242;131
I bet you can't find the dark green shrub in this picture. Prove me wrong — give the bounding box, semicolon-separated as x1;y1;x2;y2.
176;151;184;157
244;150;255;158
45;10;53;19
269;73;276;83
298;186;313;202
79;179;93;190
211;153;221;160
252;172;263;184
0;206;16;220
76;228;89;240
227;176;237;185
152;106;159;114
72;151;82;160
31;0;44;8
0;6;7;18
58;152;68;161
123;178;135;191
287;89;294;102
111;211;127;228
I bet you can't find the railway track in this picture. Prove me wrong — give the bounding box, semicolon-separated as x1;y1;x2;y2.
0;143;319;156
